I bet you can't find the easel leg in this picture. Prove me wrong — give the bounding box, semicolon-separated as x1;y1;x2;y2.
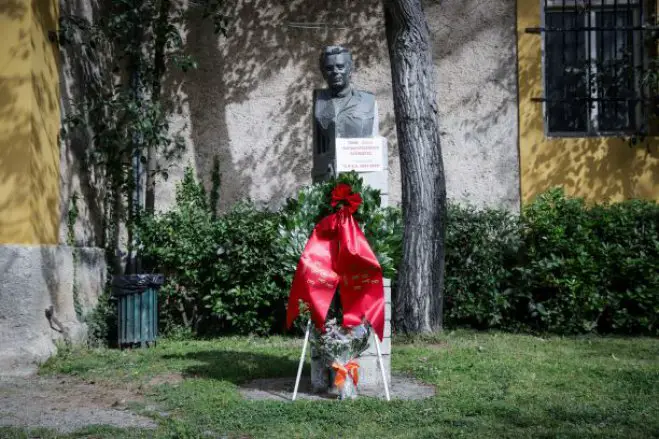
374;334;391;401
292;320;311;401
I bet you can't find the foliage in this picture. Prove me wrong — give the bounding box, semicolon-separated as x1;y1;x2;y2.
443;204;522;328
136;170;402;337
36;332;659;438
65;193;83;319
139;170;657;337
515;188;659;334
83;288;118;348
137;167;288;336
443;188;659;335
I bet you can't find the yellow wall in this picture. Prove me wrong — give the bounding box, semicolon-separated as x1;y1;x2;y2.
517;0;659;204
0;0;60;244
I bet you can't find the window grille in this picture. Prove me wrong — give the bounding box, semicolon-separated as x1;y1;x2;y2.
527;0;658;137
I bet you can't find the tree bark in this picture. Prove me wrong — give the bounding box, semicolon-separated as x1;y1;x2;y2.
383;0;447;333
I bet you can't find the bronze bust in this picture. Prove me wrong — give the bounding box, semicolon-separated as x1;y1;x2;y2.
312;46;379;181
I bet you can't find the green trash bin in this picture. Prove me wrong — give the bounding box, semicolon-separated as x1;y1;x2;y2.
112;274;164;348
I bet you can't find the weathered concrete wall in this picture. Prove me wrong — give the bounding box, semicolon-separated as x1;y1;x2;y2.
0;245;106;376
156;0;520;212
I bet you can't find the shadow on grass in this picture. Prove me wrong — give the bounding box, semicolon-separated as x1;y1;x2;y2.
162;350;303;385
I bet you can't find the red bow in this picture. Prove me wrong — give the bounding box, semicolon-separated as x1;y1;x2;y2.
286;184;385;341
331;183;362;214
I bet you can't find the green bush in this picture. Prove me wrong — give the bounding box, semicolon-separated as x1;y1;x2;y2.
138;167;288;336
516;188;659;334
84;288;117;347
139;168;657;337
443;188;659;335
444;204;522;328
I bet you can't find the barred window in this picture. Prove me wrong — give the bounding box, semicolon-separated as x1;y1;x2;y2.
537;0;657;136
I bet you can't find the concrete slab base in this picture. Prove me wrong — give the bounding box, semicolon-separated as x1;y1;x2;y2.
239;375;435;402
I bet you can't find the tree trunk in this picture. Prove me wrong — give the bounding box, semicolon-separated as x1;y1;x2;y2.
383;0;447;333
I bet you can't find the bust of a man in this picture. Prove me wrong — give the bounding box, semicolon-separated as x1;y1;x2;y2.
312;45;379;181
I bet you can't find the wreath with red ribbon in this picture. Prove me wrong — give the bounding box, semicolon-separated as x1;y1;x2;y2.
286;182;386;341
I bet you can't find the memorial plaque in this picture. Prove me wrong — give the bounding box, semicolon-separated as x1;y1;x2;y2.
335;137;386;173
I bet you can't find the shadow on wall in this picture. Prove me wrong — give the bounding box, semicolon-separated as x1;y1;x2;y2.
58;0;106;249
428;0;520;209
177;0;386;211
516;0;659;204
0;0;61;312
0;0;62;247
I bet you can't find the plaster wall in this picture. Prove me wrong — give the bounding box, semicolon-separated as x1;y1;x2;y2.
0;0;61;245
156;0;520;213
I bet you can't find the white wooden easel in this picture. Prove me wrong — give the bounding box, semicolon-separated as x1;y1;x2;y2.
292;320;390;401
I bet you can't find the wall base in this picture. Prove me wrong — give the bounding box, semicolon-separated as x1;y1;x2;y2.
0;245;106;375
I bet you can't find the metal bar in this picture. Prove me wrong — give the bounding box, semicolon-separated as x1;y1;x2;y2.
575;0;581;127
526;25;651;31
544;0;549;130
587;0;593;131
532;96;652;101
562;0;567;117
374;334;391;402
598;7;605;129
292;320;311;401
627;7;635;128
639;0;646;131
614;0;618;122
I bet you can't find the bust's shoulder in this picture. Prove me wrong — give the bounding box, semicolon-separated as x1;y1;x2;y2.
353;89;375;100
352;89;376;111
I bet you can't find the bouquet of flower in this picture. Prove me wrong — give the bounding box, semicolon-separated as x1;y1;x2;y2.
309;318;371;400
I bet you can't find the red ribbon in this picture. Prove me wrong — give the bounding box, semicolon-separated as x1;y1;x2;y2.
286;183;385;341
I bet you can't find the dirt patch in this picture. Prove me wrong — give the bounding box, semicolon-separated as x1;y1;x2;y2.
147;372;184;388
0;375;158;433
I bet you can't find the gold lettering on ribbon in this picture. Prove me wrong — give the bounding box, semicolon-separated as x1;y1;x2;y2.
361;278;380;285
302;258;340;288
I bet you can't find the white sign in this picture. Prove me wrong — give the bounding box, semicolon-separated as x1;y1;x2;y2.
335;137;385;173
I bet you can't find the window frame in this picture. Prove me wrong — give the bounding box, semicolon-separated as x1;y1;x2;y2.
540;0;652;138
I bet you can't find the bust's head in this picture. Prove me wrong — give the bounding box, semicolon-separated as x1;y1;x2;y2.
319;45;353;95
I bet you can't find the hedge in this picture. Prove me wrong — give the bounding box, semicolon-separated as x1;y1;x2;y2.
137;170;659;337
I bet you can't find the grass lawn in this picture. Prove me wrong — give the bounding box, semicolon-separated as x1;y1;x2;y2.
3;330;658;438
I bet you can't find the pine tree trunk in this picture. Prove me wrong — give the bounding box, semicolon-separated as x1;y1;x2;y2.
383;0;447;333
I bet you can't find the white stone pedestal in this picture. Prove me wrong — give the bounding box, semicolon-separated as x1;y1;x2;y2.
310;135;392;394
